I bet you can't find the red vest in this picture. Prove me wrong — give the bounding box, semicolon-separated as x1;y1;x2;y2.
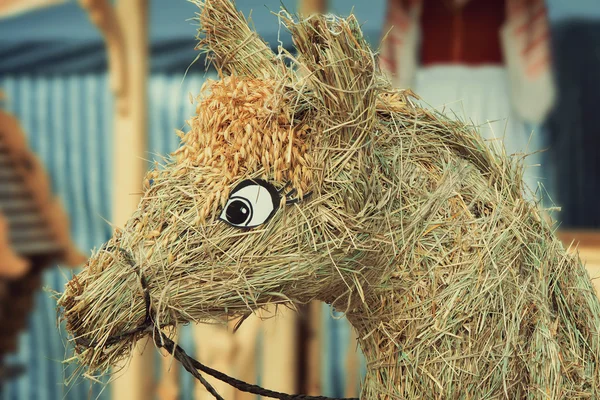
420;0;506;66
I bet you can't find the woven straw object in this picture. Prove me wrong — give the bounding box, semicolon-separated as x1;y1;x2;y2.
58;0;600;398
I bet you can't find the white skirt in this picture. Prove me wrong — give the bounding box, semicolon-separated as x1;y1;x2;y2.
413;65;544;195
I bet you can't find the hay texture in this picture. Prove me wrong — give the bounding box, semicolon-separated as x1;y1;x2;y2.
58;0;600;398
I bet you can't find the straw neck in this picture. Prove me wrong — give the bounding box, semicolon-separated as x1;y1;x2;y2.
345;299;406;400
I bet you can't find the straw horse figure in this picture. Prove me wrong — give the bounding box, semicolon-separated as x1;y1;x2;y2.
59;0;600;398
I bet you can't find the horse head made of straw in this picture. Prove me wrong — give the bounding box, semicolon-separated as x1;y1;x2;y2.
59;0;600;397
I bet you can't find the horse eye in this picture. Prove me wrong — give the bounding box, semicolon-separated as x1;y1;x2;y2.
219;180;280;228
225;199;252;225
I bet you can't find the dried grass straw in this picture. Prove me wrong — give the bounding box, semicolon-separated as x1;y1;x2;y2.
58;0;600;397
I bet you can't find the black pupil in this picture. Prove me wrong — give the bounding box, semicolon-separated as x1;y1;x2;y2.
226;200;250;225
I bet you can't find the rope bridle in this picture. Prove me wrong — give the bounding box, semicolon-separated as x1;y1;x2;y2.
79;247;359;400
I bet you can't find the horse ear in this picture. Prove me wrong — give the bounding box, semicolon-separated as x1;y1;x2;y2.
195;0;280;78
285;13;384;137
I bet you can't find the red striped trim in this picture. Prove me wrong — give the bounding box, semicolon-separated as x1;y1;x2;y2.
388;34;404;46
521;30;549;56
379;55;394;67
526;42;548;62
389;8;411;32
507;0;527;18
531;0;547;15
530;17;549;39
514;7;547;36
526;53;550;77
379;55;397;73
379;32;399;74
390;5;410;21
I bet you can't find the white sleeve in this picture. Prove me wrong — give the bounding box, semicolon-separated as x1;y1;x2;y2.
379;5;421;90
500;8;556;124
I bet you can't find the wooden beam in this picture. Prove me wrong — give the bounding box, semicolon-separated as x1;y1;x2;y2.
558;230;600;249
0;0;64;18
79;0;151;398
79;0;127;108
111;0;152;398
111;0;148;219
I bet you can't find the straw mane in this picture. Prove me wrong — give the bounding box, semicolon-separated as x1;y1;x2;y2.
58;0;600;398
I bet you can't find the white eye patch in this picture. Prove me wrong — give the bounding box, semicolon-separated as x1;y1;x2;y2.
219;180;280;228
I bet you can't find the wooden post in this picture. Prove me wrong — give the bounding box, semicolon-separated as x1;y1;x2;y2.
298;0;327;14
192;315;262;400
157;329;180;400
111;0;148;217
232;315;262;400
79;0;151;399
306;302;323;395
193;324;236;400
344;328;359;398
261;306;298;395
111;0;152;398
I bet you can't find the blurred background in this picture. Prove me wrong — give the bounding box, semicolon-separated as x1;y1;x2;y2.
0;0;599;399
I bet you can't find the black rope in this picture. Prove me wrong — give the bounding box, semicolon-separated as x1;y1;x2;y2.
99;247;224;398
155;330;224;400
89;247;358;400
153;328;359;400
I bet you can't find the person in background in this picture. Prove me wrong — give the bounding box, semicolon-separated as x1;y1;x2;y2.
380;0;555;194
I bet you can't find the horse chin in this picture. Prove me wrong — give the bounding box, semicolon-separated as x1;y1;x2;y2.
73;328;150;376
